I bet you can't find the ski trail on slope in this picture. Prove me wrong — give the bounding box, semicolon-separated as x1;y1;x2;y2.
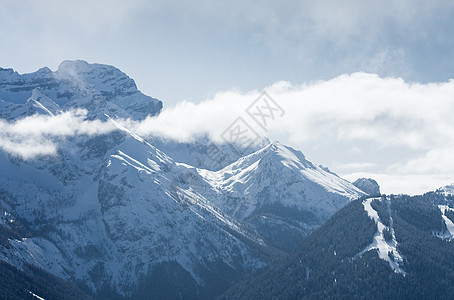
356;197;406;275
439;205;454;239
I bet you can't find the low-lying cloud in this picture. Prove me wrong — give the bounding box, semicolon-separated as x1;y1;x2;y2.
130;73;454;194
1;73;453;194
0;109;115;159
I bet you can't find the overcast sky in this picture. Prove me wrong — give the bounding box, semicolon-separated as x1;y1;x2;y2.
1;0;454;194
2;0;454;104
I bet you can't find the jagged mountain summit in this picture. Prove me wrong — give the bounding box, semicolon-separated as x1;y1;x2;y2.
0;61;365;299
199;141;365;251
0;60;162;120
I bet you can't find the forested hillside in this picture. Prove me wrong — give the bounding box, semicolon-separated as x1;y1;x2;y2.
223;192;454;299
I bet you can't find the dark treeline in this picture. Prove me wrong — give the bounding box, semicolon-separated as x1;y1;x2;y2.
223;193;454;299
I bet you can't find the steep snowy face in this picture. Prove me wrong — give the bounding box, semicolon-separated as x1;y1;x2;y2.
0;62;269;297
0;88;63;120
199;141;365;251
56;60;137;98
0;61;368;297
96;133;268;295
0;60;162;120
0;127;270;297
25;88;62;116
206;142;364;218
353;178;381;196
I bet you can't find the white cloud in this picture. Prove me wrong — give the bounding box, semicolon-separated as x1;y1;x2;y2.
0;110;115;159
335;162;377;172
136;73;454;150
389;149;454;175
129;73;454;194
1;73;453;194
2;0;454;107
342;172;454;196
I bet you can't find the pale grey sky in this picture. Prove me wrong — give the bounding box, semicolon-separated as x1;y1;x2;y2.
1;0;454;105
1;0;454;194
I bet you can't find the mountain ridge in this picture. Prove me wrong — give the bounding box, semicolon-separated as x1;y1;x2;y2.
0;60;366;299
0;60;162;120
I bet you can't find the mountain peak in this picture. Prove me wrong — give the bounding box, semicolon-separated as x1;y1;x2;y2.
55;60;136;91
0;67;15;74
0;67;19;80
0;60;162;120
57;59;90;71
353;178;381;196
56;60;92;80
36;66;52;74
262;141;313;169
25;88;61;116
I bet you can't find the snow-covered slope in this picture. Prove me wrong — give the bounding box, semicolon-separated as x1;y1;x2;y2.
0;61;365;298
0;88;62;120
0;60;162;120
355;197;406;275
0;126;270;297
198;142;365;250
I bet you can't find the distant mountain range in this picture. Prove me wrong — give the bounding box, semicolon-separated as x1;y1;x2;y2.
0;61;452;299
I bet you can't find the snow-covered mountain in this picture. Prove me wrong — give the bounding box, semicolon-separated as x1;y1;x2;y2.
353;178;381;196
0;61;365;298
0;60;162;120
199;142;364;250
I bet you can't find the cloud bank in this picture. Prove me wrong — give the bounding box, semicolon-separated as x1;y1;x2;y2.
2;1;454;105
0;110;115;159
130;73;454;194
1;73;453;194
131;73;454;151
